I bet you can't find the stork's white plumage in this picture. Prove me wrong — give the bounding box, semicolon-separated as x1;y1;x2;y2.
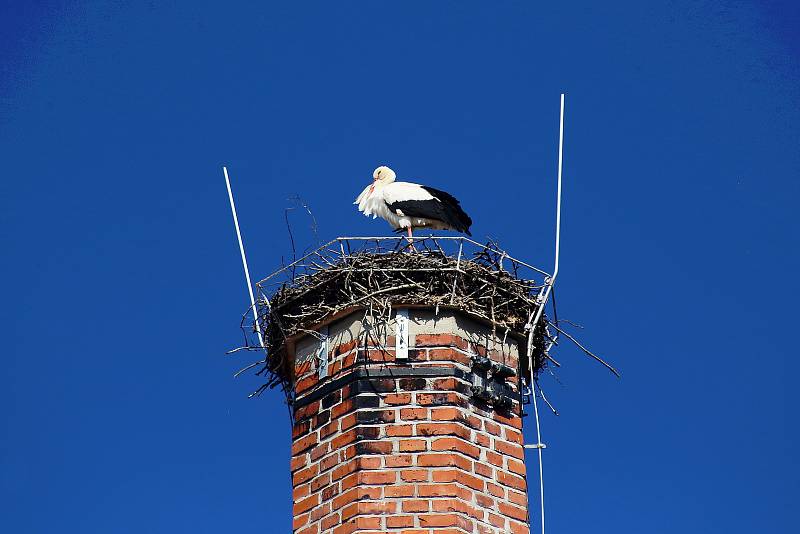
354;166;472;238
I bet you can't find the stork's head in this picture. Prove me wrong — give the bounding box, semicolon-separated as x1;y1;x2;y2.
373;166;396;184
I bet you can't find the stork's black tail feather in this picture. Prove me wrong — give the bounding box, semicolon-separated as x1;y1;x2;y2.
385;184;473;236
421;186;472;235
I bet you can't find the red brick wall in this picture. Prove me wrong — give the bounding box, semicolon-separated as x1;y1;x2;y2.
291;331;529;534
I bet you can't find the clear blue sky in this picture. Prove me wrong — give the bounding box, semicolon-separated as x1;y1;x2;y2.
2;1;798;532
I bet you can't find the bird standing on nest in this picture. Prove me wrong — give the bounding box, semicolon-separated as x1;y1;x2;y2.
354;165;473;239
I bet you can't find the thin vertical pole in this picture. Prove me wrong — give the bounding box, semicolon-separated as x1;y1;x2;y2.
532;382;546;534
223;166;265;347
528;93;566;384
525;93;566;534
553;92;564;282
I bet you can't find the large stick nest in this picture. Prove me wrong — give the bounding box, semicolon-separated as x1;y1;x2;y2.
253;245;548;396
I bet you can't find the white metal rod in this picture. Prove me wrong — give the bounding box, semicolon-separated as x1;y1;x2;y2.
526;93;566;534
528;93;566;383
532;382;546;534
331;237;550;276
258;235;551;285
553;92;564;283
223;166;265;347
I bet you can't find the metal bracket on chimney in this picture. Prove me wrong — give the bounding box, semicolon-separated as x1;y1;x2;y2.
292;365;521;410
469;354;517;410
316;325;330;379
395;308;409;360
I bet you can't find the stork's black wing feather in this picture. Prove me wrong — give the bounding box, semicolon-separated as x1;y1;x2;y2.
385;185;472;235
420;186;473;235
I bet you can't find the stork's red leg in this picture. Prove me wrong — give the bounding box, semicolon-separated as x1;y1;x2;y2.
406;226;416;251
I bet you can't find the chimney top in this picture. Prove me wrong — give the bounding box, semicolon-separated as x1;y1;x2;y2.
247;237;549;399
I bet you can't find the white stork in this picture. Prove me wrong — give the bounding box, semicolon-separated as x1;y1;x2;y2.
354;166;473;238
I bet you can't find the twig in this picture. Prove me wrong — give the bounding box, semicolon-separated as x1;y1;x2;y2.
556;318;584;329
535;381;559;416
234;359;267;378
547;321;620;377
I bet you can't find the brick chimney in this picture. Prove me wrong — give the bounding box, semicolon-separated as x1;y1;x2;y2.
289;308;529;534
